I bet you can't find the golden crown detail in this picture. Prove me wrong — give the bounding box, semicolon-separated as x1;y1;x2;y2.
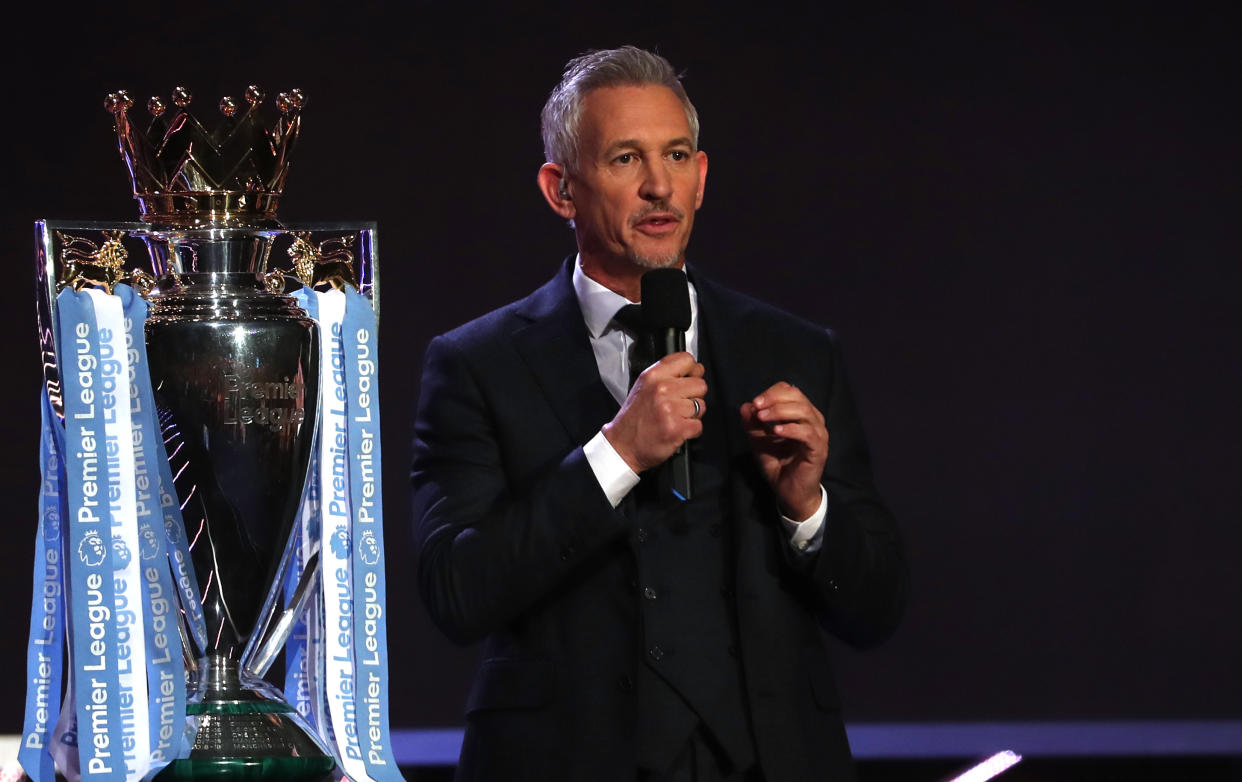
105;85;305;227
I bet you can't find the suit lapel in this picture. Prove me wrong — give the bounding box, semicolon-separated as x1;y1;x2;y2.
513;260;620;446
692;270;777;460
691;270;783;577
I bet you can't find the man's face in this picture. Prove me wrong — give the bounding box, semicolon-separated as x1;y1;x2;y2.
567;85;707;275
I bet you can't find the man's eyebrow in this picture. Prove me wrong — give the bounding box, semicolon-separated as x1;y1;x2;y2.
603;136;696;154
604;139;643;154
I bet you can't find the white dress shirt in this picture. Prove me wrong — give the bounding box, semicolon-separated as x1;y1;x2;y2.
571;259;827;552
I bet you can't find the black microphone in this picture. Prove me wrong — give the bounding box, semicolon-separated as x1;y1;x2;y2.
641;269;693;501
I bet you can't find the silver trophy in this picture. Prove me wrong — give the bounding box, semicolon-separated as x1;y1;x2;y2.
35;86;377;781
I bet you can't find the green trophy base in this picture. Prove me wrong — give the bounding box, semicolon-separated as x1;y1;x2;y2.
153;660;338;782
153;756;336;781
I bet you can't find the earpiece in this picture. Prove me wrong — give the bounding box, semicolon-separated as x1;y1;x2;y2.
558;180;571;200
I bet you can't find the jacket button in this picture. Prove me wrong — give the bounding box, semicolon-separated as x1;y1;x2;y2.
636;527;648;543
643;587;658;600
649;646;664;661
617;674;634;693
720;586;734;600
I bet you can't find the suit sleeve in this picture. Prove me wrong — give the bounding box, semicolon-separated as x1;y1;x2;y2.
796;330;908;649
410;334;630;645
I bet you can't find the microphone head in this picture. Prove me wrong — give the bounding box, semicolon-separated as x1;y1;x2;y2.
641;269;691;331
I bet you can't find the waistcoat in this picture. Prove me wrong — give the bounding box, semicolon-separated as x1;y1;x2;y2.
631;352;757;773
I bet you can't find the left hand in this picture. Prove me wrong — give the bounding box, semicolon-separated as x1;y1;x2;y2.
739;382;828;521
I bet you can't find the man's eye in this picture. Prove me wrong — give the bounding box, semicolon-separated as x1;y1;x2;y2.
669;150;688;161
615;153;635;164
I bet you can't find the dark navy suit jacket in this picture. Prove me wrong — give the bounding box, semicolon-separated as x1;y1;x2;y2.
411;260;907;781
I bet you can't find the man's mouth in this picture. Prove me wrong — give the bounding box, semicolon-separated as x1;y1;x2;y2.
633;211;682;235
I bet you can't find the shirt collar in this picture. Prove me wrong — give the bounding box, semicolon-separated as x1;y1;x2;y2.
572;255;636;338
571;254;699;339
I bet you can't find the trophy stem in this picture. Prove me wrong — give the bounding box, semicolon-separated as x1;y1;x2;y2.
201;654;250;699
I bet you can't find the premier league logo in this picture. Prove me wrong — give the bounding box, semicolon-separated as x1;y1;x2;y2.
139;525;160;561
112;538;132;570
43;508;60;542
163;515;182;545
357;529;380;566
77;531;106;567
330;527;351;560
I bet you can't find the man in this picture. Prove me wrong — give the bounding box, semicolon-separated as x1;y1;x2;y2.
412;46;906;781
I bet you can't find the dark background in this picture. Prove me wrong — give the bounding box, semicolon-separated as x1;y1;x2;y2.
2;1;1238;732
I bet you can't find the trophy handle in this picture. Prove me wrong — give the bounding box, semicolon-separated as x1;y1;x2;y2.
245;550;321;678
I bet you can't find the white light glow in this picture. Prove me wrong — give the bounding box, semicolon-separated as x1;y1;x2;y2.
948;750;1022;782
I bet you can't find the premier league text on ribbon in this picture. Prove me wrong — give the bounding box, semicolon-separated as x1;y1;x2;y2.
22;392;68;782
352;324;388;765
24;538;60;750
320;297;365;775
66;310;122;779
123;301;181;765
98;299;150;779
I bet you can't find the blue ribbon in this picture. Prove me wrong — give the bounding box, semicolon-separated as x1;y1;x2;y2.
19;395;68;782
285;288;320;730
24;285;204;781
115;284;189;771
56;288;127;782
285;286;401;781
341;286;401;779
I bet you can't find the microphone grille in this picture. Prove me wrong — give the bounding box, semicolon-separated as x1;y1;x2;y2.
641;269;691;331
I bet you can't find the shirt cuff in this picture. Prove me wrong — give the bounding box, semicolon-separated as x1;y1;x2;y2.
781;485;828;554
584;430;641;508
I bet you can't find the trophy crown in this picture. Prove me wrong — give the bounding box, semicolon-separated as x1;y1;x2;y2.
107;85;305;227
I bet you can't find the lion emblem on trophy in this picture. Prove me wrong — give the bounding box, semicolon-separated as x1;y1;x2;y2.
55;230;157;295
287;233;357;291
57;230;128;294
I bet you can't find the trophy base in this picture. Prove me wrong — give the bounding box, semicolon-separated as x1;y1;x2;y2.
154;756;336;782
159;656;337;781
155;701;336;782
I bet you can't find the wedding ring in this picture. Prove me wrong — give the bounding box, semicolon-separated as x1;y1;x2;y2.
691;398;702;419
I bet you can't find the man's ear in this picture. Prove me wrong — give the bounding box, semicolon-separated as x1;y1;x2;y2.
694;149;708;210
537;163;576;219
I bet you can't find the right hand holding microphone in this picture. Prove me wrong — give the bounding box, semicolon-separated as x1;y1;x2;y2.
602;352;706;474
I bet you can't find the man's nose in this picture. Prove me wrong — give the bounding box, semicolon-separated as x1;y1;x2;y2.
639;161;674;201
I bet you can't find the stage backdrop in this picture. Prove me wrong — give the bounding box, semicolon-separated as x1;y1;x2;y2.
3;2;1238;732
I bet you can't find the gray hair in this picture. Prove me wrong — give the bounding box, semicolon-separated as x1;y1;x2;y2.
541;46;701;173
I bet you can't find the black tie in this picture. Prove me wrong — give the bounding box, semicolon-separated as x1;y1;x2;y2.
613;303;656;389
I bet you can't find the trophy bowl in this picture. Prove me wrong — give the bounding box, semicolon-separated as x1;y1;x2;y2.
140;227;333;781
